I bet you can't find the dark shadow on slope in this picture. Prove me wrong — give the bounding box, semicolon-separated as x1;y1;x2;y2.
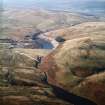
41;73;97;105
51;84;97;105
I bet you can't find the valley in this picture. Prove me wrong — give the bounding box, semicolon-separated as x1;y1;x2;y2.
0;0;105;105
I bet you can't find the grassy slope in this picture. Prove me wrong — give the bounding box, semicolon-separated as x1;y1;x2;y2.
39;22;105;105
13;48;51;58
44;22;105;40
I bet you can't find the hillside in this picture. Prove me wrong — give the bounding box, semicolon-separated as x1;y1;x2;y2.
40;22;105;105
0;48;71;105
43;22;105;40
2;9;101;40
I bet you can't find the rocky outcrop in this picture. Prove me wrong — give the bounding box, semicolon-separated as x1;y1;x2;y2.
40;36;105;105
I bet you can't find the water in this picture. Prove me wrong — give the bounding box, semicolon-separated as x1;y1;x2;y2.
3;0;105;15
